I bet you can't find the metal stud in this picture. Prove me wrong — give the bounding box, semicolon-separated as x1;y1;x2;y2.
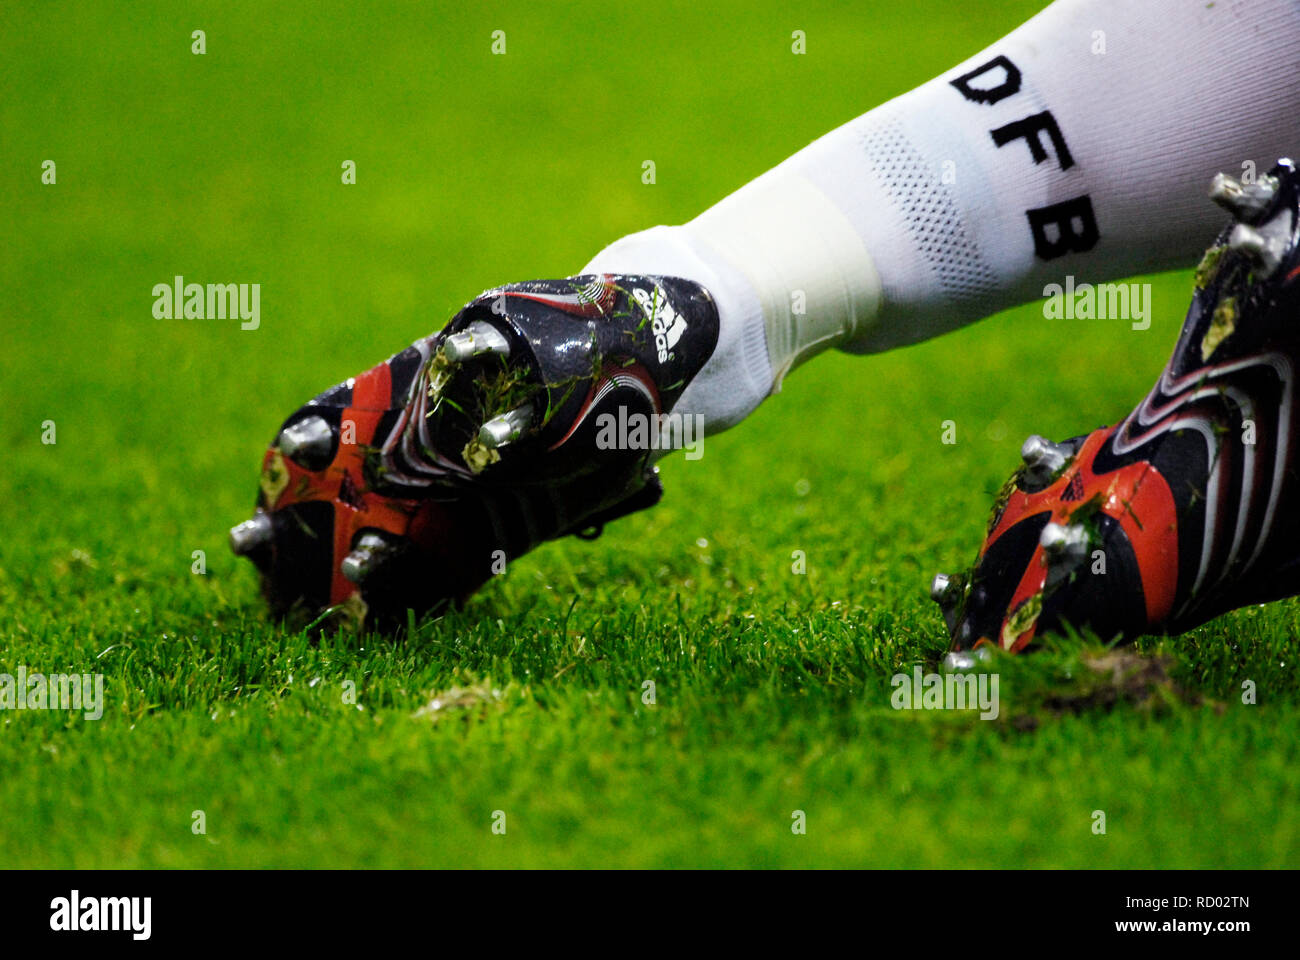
443;321;511;363
1040;521;1087;555
229;513;272;555
1021;434;1070;485
479;404;533;449
943;647;991;672
1228;223;1284;275
279;415;334;467
1039;522;1090;592
340;532;395;584
1209;172;1277;222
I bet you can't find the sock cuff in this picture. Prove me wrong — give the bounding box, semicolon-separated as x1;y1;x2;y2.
683;170;882;388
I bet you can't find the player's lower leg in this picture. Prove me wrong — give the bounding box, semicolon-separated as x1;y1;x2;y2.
231;0;1300;626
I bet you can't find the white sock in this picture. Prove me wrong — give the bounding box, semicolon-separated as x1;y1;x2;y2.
583;0;1300;435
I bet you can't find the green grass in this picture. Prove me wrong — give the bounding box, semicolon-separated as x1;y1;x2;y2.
2;0;1297;868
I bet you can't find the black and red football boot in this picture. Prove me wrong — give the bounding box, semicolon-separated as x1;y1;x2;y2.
229;274;719;628
935;159;1300;661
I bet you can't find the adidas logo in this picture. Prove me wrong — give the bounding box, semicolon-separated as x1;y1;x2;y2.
632;286;688;363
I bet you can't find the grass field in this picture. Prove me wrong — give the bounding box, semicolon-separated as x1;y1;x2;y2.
3;0;1297;868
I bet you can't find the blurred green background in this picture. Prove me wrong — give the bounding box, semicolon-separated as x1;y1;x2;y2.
1;0;1296;868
